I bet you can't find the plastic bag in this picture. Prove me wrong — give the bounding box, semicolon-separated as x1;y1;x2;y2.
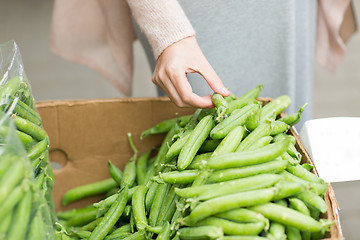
0;41;56;223
0;111;55;239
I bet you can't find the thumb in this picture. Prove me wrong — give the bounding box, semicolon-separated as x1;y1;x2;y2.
197;62;230;96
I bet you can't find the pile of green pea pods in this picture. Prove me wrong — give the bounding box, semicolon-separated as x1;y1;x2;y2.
57;85;333;240
0;76;56;224
0;111;55;240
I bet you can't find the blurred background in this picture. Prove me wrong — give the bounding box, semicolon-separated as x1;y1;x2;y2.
1;0;359;238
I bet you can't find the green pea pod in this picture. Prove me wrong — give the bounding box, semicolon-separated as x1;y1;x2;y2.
73;230;91;239
268;222;286;240
311;230;325;240
286;164;325;184
145;181;159;212
140;115;191;139
7;189;32;240
121;230;146;240
144;163;156;184
184;188;276;225
27;138;48;161
250;203;332;232
148;183;170;227
207;159;287;183
272;180;305;201
241;84;264;99
166;131;192;162
212;93;229;109
155;124;180;172
236;123;272;152
245;104;261;131
32;152;45;172
288;198;312;240
67;208;98;226
197;108;216;121
12;115;48;141
157;184;178;225
212;126;245;157
0;76;23;109
177;226;223;240
155;170;199;184
146;226;163;234
0;211;12;235
302;163;314;172
80;217;104;231
108;160;123;186
188;152;212;170
212;93;230;122
0;156;12;178
57;205;96;220
89;186;128;240
227;85;263;112
105;232;131;240
104;224;131;240
286;226;303;240
61;178;118;206
132;185;148;230
216;208;269;225
192;170;211;187
189;174;282;201
9;97;42;126
273;133;301;161
95;189;134;217
27;207;47;240
178;115;214;170
281;152;299;165
246;136;273;151
0;126;34;149
228;98;259;113
196;217;265;236
207;138;290;170
279;103;308;126
260;95;291;122
162;196;179;224
198;139;222;153
270;121;290;135
175;174;282;198
296;190;328;213
0;160;24;206
289;198;310;216
121;160;137;189
156;221;171;240
124;205;132;218
224;92;236;103
0;182;25;220
136;150;151;185
210;104;258;139
279;171;327;196
223;236;269;240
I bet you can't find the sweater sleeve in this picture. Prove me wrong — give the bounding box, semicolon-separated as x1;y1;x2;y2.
126;0;196;60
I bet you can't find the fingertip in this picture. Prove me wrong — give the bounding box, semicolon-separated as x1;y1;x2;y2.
220;87;231;96
189;94;212;109
201;94;214;108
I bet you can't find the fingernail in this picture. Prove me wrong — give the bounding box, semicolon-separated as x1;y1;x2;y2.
222;87;230;95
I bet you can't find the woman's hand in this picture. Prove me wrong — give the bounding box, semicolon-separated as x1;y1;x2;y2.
152;36;230;108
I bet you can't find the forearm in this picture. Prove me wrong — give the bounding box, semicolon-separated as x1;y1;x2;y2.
126;0;195;59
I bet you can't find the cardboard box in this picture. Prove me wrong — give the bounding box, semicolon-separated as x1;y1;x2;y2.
36;97;341;239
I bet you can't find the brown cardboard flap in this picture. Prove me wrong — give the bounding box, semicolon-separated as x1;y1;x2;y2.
37;97;195;211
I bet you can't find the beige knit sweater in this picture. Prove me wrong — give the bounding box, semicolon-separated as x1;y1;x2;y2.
50;0;356;96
